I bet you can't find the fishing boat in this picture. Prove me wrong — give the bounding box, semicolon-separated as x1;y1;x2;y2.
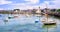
42;19;56;25
8;14;19;19
8;15;14;19
42;3;56;25
42;13;56;25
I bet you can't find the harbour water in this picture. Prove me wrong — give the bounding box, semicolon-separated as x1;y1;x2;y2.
0;14;60;32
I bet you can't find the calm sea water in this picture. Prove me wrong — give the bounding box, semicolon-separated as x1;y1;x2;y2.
0;14;60;32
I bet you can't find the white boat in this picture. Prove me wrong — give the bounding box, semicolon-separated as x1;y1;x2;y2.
42;13;56;25
42;4;56;25
8;15;14;19
42;19;56;25
13;14;19;18
35;14;41;17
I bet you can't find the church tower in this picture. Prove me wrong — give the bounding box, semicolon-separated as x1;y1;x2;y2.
36;7;41;14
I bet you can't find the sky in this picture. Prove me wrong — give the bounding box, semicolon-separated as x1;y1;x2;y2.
0;0;60;10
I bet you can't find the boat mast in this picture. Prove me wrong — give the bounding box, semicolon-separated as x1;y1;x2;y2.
45;3;48;22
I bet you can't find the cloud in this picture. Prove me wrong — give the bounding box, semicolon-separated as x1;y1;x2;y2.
52;0;60;8
0;0;60;10
24;0;39;4
38;0;60;9
0;8;5;10
49;0;60;9
11;4;36;10
0;0;12;5
10;1;52;10
10;0;59;10
9;3;40;10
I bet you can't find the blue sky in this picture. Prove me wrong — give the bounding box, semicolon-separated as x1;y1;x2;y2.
0;0;60;10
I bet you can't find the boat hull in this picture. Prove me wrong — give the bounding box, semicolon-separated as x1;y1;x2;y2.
44;23;56;25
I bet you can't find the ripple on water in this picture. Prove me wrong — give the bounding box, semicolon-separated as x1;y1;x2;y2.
0;14;60;32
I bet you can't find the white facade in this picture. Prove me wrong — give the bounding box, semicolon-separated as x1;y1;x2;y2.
36;7;41;14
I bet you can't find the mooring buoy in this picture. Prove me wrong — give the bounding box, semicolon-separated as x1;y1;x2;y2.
35;21;39;23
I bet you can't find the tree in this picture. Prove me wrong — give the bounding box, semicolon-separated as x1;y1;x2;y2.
57;9;60;12
32;9;37;14
51;9;56;12
14;9;20;11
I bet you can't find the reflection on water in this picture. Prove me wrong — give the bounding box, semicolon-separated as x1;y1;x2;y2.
42;25;57;32
42;25;56;28
0;14;60;32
